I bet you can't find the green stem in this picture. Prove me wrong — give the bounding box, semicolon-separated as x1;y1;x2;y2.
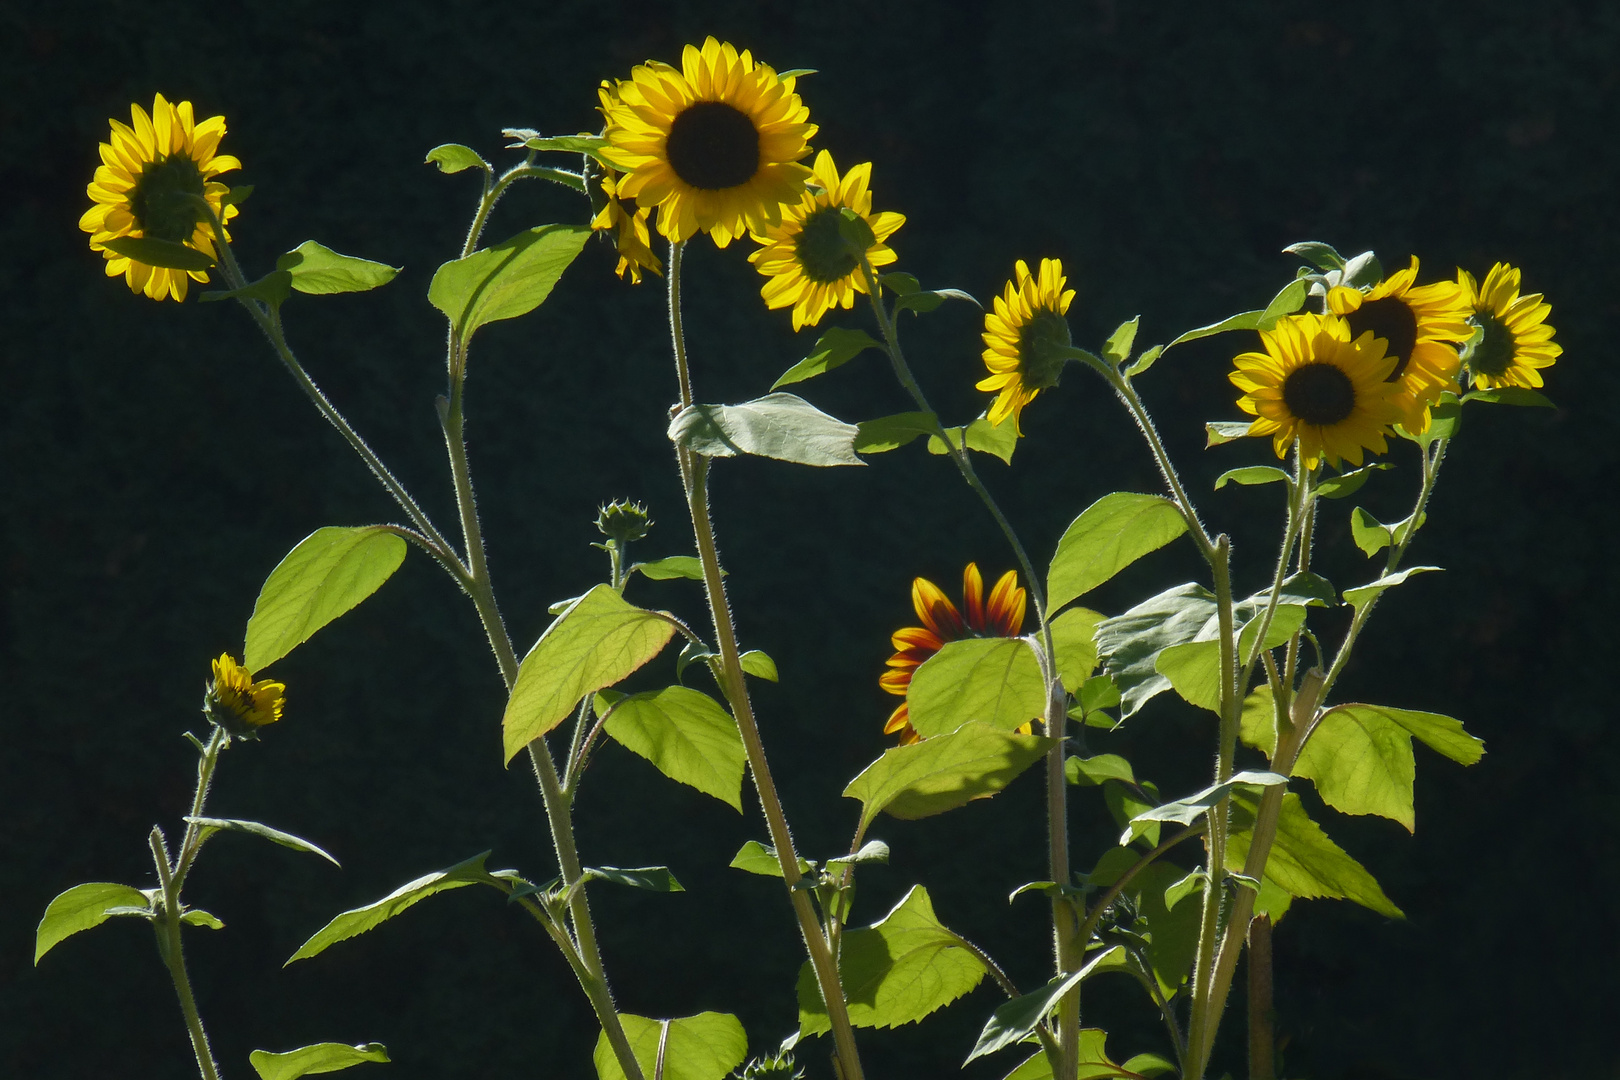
174;727;226;886
1247;913;1275;1080
150;828;221;1080
668;241;866;1080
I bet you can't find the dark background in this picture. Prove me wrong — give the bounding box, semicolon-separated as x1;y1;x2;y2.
4;2;1616;1078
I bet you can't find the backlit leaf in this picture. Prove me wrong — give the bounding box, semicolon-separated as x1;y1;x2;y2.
287;852;502;964
670;393;863;467
185;817;340;867
1050;606;1104;692
1095;582;1217;717
425;143;489;173
102;235;215;271
772;327;881;389
1214;466;1291;490
244;526;407;670
854;411;939;453
600;685;746;810
964;952;1116;1063
844;721;1053;831
428;223;589;341
35;882;152;964
1342;566;1441;613
1047;494;1188;614
249;1042;389;1080
632;556;704;581
593;1013;746;1080
1226;791;1403;918
1338;704;1484;765
1293;707;1416;829
1120;770;1286;846
727;840;811;879
276;241;399;295
907;638;1045;738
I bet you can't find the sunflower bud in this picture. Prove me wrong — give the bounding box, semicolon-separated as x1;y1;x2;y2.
736;1048;804;1080
595;499;652;548
202;653;285;741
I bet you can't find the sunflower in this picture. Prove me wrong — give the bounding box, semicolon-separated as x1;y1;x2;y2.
589;81;663;284
601;37;816;248
880;564;1028;745
79;93;241;302
977;258;1075;435
1456;263;1562;390
1325;257;1472;431
747;150;905;329
1230;312;1402;470
203;653;285;740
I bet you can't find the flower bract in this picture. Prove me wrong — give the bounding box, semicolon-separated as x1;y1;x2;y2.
747;150;904;330
977;258;1075;435
601;37;816;248
880;564;1028;745
1230;312;1402;470
204;653;285;740
79;93;241;301
1457;263;1561;389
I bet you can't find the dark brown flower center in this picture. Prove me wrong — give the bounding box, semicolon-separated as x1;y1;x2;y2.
1345;296;1418;380
128;153;208;242
1467;314;1515;377
665;101;760;190
793;206;861;283
1282;362;1356;426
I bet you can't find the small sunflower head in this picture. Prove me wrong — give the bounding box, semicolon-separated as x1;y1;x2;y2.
203;653;284;741
596;499;652;548
1456;263;1562;390
977;258;1076;434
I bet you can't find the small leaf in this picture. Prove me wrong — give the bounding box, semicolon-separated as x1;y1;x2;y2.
35;883;152;964
1105;779;1161;847
276;241;399;295
673;642;716;683
1284;241;1347;272
1257;278;1308;329
1206;420;1256;446
1342;250;1384;289
584;866;684;892
854;411;940;453
963;416;1018;464
180;909;225;929
895;287;980;315
1462;386;1555;408
223;184;254;207
632;555;704;581
844;721;1054;831
102;236;215;271
739;649;779;681
244;526;408;670
1239;683;1279;759
424;143;490;174
964;951;1115;1063
1227;790;1403;918
287;853;500;964
1050;606;1104;692
1350;507;1393;557
826;840;891;868
728;840;811;879
249;1042;390;1080
1124;344;1164;377
1046;493;1189;614
670;393;864;467
185;817;341;867
428;224;589;342
1103;316;1140;364
1342;566;1441;613
1063;753;1134;787
201;270;293;307
593;1013;746;1080
1315;463;1390;500
503;585;676;762
880;271;921;295
907;638;1045;738
1119;770;1287;845
772;327;882;388
1292;707;1416;829
1214;466;1291;490
602;685;747;810
512;132;606;155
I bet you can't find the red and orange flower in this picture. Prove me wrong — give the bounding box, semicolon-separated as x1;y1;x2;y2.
880;563;1028;744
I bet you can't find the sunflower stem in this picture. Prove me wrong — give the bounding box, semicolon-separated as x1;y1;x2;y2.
668;240;867;1080
150;825;221;1080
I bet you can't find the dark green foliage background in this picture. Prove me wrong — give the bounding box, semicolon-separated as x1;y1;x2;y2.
4;2;1617;1077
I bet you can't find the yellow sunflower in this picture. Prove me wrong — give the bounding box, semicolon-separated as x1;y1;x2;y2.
1456;263;1562;389
977;258;1075;435
589;81;663;284
79;93;241;302
1230;312;1402;470
747;150;904;330
1325;257;1471;431
601;37;816;248
203;653;284;740
881;564;1028;745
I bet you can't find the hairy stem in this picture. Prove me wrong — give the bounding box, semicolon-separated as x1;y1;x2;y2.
150;828;221;1080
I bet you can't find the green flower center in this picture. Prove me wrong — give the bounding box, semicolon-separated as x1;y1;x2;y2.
665;102;760;190
794;206;862;283
1467;313;1516;377
1282;362;1356;426
129;153;208;243
1018;311;1072;390
1344;296;1418;380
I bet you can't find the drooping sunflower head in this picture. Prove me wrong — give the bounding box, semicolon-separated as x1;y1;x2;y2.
601;37;816;248
79;93;241;302
203;653;284;741
879;564;1027;745
977;259;1076;435
1230;312;1402;470
1325;256;1471;431
588;81;664;284
747;150;905;330
1457;263;1561;390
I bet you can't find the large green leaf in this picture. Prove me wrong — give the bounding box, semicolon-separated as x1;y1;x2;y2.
1292;708;1416;829
592;1013;746;1080
102;235;215;271
185;817;340;867
428;223;589;342
1341;704;1485;765
244;526;408;670
1095;583;1218;717
797;886;986;1035
286;852;502;964
1046;494;1188;614
276;241;399;295
1227;791;1403;918
963;416;1019;465
1120;770;1286;845
772;327;882;389
599;685;746;810
35;882;152;964
964;950;1115;1063
843;721;1053;831
1050;607;1104;692
669;393;863;467
502;585;675;762
907;637;1046;738
853;411;940;453
1154;639;1222;713
249;1043;390;1080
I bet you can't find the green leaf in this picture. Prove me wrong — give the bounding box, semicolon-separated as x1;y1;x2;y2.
843;721;1053;831
1341;704;1484;765
503;585;676;761
632;555;704;581
1227;791;1403;918
1064;753;1134;787
1104;779;1161;847
600;685;746;810
1077;673;1121;720
200;270;293;307
1047;493;1188;614
1050;607;1104;692
511;132;606;155
180;909;225;929
798;886;987;1035
249;1043;390;1080
287;852;500;964
1350;507;1393;557
1165;310;1262;354
964;416;1018;464
1316;463;1390;500
244;526;408;670
728;840;811;879
1239;684;1279;759
1124;343;1164;377
428;224;589;341
772;327;882;389
1292;707;1416;829
1133;862;1203;995
964;951;1115;1063
1103;317;1140;364
895;286;980;315
880;271;921;294
102;236;215;271
1342;566;1441;613
854;411;940;453
222;184;254;207
584;866;684;892
1154;639;1221;713
1276;571;1337;607
1214;466;1291;490
739;649;779;681
670;393;863;467
907;637;1045;738
1002;1051;1055;1080
993;1030;1144;1080
827;840;892;868
1342;250;1384;289
1121;1052;1179;1078
1205;420;1255;446
185;817;340;867
593;1013;746;1080
424;143;490;174
35;882;152;964
1462;386;1556;408
1237;601;1307;657
1120;770;1286;846
1257;278;1308;329
1284;241;1346;272
1095;583;1218;717
276;241;399;295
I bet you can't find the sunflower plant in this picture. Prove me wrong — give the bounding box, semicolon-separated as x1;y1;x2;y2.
43;41;1562;1080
